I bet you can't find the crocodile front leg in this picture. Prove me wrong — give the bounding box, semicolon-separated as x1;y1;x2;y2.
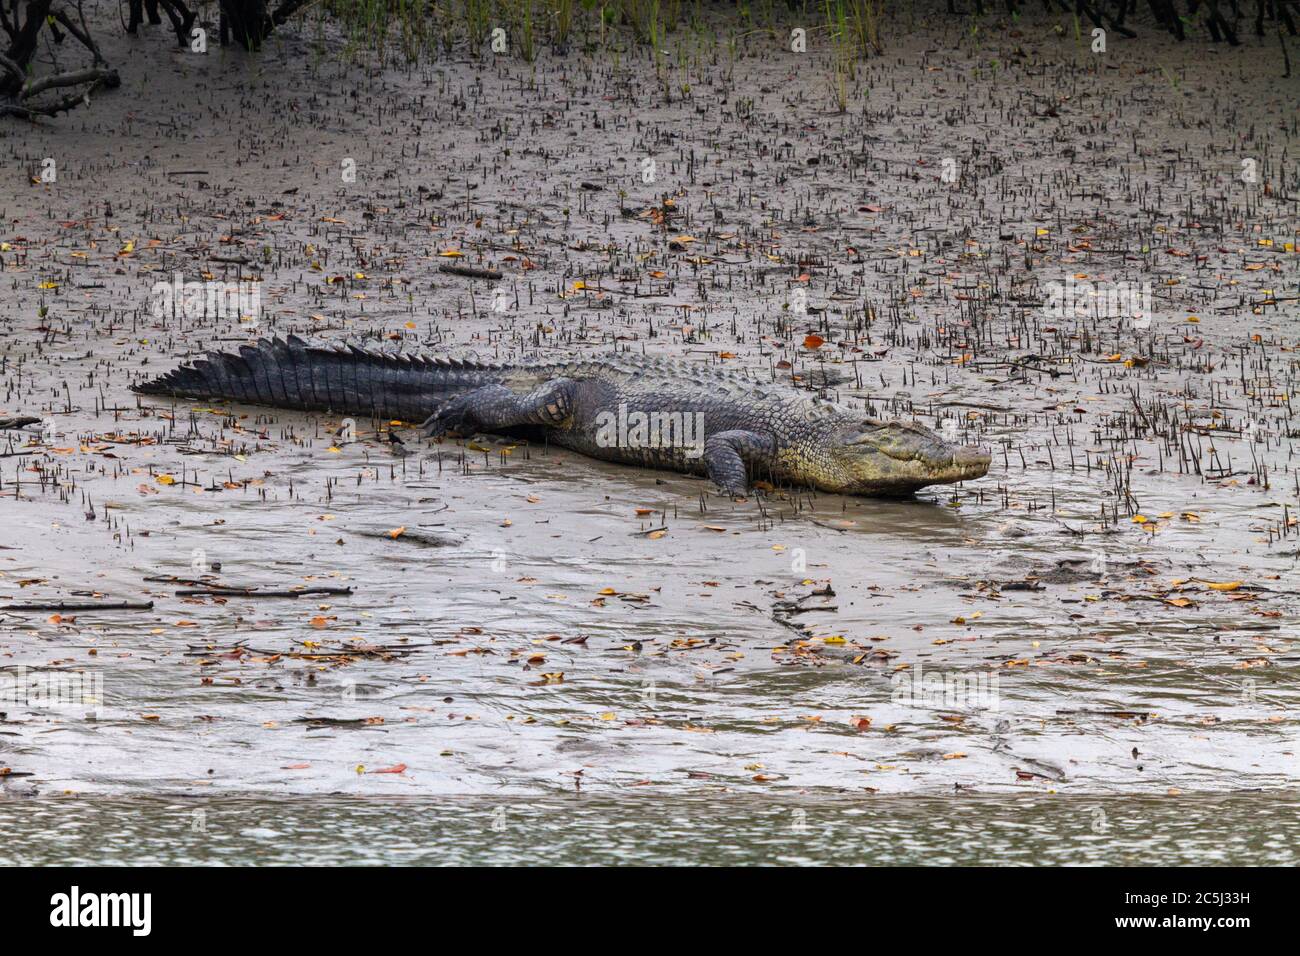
702;429;777;497
419;379;577;438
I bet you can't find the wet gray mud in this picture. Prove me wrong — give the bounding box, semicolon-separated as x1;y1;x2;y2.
2;3;1299;836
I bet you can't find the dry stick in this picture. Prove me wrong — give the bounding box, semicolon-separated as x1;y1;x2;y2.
1130;392;1156;437
174;586;353;598
1;600;154;612
438;263;503;281
142;575;220;586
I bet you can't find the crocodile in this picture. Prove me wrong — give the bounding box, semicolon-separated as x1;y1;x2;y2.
133;335;991;497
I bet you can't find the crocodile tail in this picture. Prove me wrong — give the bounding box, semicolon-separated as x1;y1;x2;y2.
132;335;495;423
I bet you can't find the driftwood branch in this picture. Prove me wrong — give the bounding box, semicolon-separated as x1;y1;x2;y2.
1;600;154;611
174;586;354;598
20;64;115;99
0;70;117;117
1;0;117;119
439;263;504;281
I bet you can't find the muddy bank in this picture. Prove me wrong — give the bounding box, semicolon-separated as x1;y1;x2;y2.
1;5;1298;801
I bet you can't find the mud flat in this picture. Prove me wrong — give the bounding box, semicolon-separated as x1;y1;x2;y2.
1;4;1298;825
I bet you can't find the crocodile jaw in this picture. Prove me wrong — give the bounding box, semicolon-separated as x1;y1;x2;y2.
848;443;992;495
796;419;993;496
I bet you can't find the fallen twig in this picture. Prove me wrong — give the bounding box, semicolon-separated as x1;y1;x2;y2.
438;263;503;281
175;586;354;598
1;600;154;612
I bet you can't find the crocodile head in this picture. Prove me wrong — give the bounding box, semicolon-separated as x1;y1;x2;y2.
816;419;991;496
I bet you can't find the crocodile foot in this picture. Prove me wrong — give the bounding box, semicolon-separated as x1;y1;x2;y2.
419;400;477;439
714;482;751;500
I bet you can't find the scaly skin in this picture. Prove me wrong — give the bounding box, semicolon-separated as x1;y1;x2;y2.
134;336;992;497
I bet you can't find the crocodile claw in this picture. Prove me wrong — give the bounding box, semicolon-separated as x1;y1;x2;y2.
420;405;469;439
714;482;751;500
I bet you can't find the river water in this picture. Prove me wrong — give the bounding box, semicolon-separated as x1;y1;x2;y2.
3;793;1297;865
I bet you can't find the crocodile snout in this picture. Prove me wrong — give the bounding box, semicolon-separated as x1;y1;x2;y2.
952;445;992;479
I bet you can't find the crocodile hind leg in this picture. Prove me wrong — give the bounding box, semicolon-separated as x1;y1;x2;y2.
419;379;577;439
702;430;777;497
